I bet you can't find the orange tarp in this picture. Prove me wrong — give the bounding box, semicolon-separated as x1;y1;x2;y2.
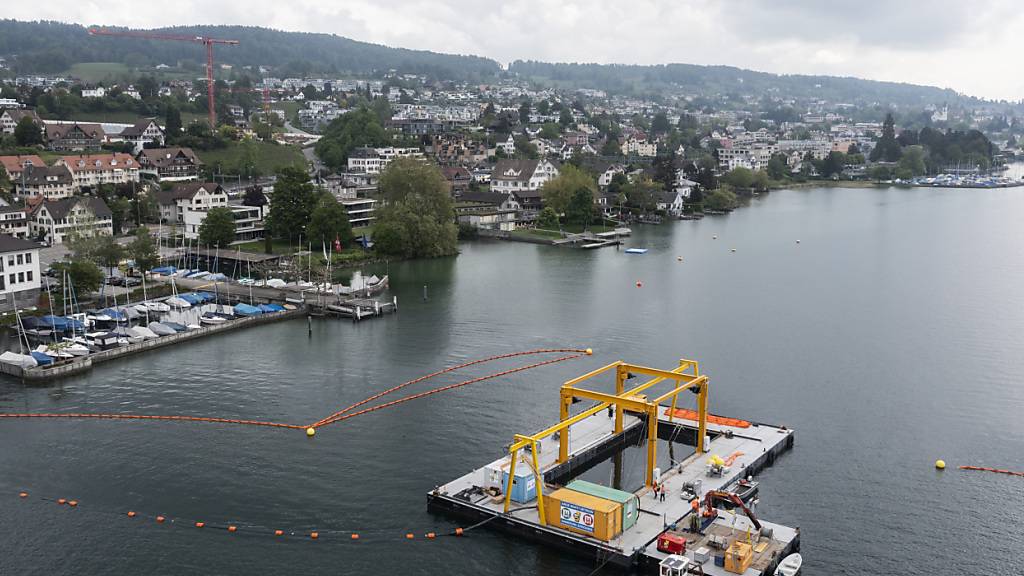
664;408;751;428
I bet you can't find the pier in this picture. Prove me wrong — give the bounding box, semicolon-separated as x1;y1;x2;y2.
427;359;798;575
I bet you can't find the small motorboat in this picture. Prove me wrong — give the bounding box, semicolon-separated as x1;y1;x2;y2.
35;344;74;360
185;324;202;331
200;313;228;325
162;321;188;332
59;339;91;356
145;301;171;313
129;326;160;340
775;553;802;576
148;322;177;336
110;328;144;344
165;297;191;309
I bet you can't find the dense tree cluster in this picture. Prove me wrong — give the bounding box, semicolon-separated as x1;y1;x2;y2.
373;159;458;258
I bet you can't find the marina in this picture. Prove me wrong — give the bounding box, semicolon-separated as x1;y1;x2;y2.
428;359;798;575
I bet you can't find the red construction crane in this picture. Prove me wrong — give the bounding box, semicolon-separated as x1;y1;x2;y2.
87;28;239;128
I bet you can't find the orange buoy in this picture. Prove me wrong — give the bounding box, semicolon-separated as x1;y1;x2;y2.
636;281;643;288
274;529;284;536
156;516;165;523
195;522;205;528
310;532;319;540
350;533;359;540
18;492;28;498
427;532;436;539
127;511;137;518
455;528;464;537
405;533;414;540
68;500;78;507
57;498;67;505
228;525;237;533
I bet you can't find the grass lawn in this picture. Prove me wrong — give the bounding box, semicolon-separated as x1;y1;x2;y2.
234;238;300;255
67;62;133;83
561;223;614;234
196;140;306;176
511;228;562;241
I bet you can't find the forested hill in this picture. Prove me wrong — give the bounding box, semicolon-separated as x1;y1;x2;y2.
509;61;981;108
0;20;501;81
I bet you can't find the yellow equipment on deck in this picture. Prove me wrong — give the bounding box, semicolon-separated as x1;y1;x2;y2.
724;541;754;574
502;358;709;526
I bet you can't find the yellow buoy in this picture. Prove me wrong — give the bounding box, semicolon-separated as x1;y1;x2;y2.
306;427;316;438
935;459;946;470
585;348;593;356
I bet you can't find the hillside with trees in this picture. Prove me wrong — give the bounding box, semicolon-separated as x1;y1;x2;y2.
0;20;500;81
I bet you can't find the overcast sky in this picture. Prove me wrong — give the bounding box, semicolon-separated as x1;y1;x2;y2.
8;0;1023;101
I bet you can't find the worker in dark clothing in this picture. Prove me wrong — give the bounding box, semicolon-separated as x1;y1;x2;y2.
660;486;666;502
689;499;701;533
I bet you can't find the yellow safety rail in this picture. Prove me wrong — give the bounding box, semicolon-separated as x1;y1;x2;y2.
503;359;709;524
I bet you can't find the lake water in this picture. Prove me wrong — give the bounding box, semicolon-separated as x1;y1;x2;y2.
3;182;1024;575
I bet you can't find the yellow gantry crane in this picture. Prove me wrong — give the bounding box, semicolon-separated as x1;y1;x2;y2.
503;359;709;526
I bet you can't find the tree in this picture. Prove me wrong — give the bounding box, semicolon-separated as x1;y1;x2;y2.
242;185;267;207
704;189;738;211
52;259;104;294
128;226;159;272
265;167;317;243
869;165;892;181
373;158;458;258
539;123;560;139
95;235;124;276
306;195;354;249
108;196;132;235
721;167;755;189
650;112;671;137
165;104;182;143
536;207;559;230
518;100;531;124
870;112;902;162
600;139;621;156
198;206;237;248
819;152;847;178
314;107;390;171
564;187;595;227
767;154;789;180
541;165;596;215
559;107;573;128
13;116;42;147
898;145;927;177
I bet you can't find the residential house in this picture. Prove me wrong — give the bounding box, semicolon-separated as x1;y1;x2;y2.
514;188;544;212
455;191;520;232
45;123;105;151
598;163;626;188
29;197;113;245
654;189;685;217
14;164;75;200
496;134;516;156
0;206;30;238
81;86;107;98
717;143;776;171
440;166;473;196
118;119;165;153
621;136;657;157
339;197;377;228
0;109;43;135
183;202;265;243
0;234;41;311
674;174;697;199
156;182;229;223
136;147;203;182
490;159;559;195
347;147;423;174
0;155;46;181
57;153;140;190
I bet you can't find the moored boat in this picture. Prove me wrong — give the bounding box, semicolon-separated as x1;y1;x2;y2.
775;553;802;576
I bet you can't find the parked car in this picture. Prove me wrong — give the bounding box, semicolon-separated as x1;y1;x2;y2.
123;277;141;287
106;276;124;286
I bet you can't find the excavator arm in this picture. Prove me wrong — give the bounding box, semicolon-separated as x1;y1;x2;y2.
703;490;762;531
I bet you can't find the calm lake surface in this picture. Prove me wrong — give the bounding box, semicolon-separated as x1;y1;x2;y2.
3;182;1024;575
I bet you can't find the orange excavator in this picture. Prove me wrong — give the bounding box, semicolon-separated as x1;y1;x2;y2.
702;490;761;531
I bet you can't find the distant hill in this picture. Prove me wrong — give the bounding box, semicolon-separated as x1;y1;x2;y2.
0;20;500;81
508;61;981;108
0;19;993;108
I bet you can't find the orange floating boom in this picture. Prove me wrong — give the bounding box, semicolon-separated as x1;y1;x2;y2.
959;465;1024;477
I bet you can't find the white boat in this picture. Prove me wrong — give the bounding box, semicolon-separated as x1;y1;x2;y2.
775;553;802;576
265;278;287;288
144;301;171;313
35;344;74;359
165;297;191;309
128;326;160;340
132;304;150;314
148;322;177;336
0;351;38;368
58;339;90;356
186;324;202;331
200;313;227;325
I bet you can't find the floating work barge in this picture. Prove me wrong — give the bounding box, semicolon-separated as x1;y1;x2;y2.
427;359;798;574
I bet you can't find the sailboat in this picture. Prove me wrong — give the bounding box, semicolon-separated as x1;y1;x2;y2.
165;276;191;309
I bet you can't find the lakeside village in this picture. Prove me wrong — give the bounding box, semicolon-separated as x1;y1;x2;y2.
0;68;1019;374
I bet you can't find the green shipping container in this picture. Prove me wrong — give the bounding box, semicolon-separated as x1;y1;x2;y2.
565;480;640;531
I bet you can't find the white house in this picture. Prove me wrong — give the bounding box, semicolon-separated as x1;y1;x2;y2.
346;147;423;174
29;197;113;245
496;134;516;156
622;137;657;157
57;153;140;190
118;119;165;153
0;206;30;239
14;164;76;200
490;159;560;194
81;86;107;98
156;182;229;223
0;234;41;311
183;203;266;243
655;189;685;217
